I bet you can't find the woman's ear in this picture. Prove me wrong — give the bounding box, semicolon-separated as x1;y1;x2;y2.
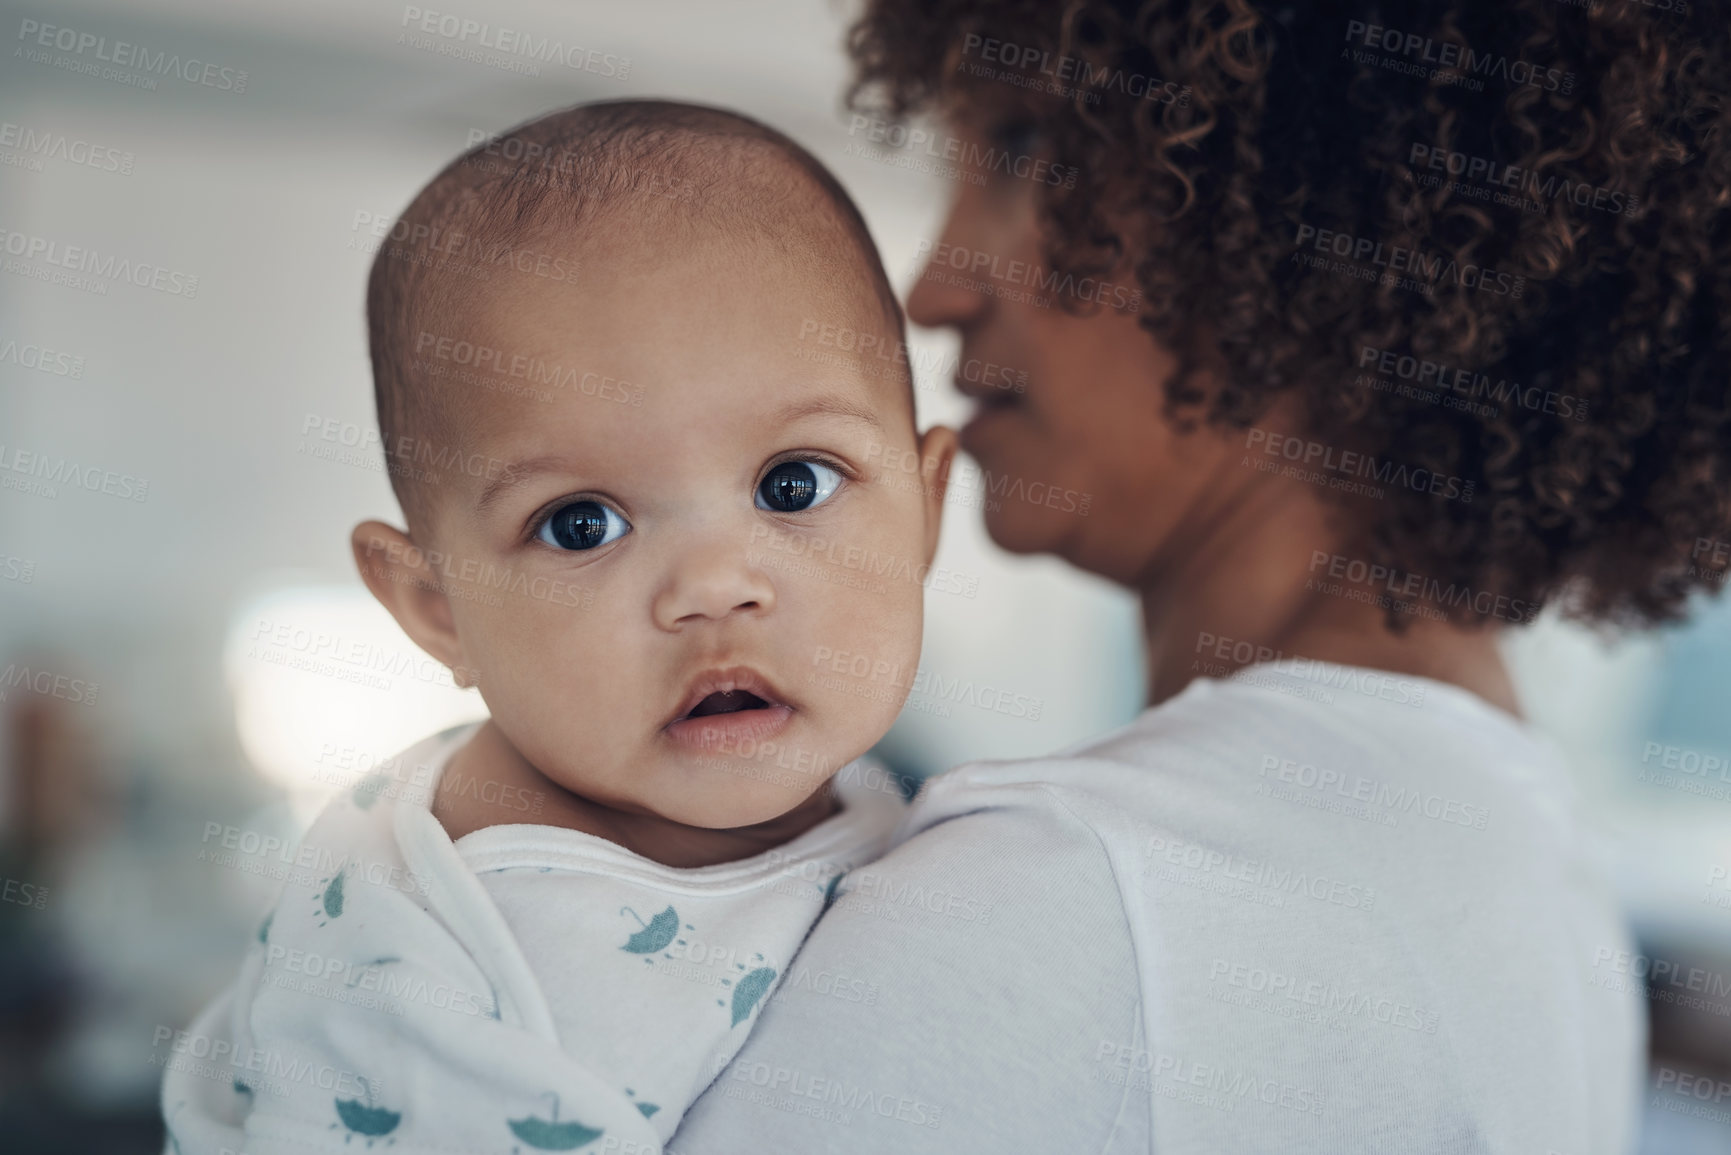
914;425;959;564
350;520;477;687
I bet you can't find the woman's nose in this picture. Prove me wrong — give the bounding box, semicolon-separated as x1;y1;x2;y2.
905;204;991;332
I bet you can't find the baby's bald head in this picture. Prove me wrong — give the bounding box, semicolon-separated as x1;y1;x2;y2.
366;99;908;537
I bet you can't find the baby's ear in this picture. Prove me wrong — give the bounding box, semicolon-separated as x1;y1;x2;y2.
914;425;959;563
350;520;473;683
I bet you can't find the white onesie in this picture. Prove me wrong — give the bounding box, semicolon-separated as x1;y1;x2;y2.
159;720;909;1155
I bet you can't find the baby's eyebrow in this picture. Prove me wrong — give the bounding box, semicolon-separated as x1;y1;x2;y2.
772;393;886;429
474;453;576;516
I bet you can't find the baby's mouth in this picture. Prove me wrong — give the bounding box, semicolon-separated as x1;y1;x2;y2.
684;689;771;718
665;666;794;730
664;668;796;753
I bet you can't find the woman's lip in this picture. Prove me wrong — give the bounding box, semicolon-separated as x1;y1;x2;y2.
664;703;794;752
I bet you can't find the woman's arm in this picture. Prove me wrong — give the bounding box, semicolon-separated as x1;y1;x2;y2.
670;795;1149;1154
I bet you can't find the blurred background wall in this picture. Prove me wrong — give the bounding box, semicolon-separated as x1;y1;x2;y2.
0;1;1727;1151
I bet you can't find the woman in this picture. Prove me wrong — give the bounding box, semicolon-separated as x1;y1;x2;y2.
672;1;1730;1151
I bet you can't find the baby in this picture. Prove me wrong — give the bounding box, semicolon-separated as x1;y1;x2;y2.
160;99;955;1155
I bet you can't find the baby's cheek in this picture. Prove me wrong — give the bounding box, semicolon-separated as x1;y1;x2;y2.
804;590;923;727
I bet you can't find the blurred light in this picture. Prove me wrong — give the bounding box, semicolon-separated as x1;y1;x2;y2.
223;582;487;811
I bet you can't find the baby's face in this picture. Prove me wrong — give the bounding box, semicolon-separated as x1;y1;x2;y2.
420;225;947;829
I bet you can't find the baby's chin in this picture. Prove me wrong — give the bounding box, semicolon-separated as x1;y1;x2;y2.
645;765;838;832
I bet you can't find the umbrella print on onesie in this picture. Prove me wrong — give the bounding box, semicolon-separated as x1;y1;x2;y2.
618;905;780;1027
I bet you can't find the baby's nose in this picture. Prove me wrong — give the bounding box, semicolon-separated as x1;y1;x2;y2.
651;537;776;629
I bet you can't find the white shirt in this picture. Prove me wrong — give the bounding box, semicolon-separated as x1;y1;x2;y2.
158;721;906;1155
670;660;1646;1154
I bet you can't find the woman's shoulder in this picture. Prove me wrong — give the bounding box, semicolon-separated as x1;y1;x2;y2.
900;664;1585;872
900;675;1274;832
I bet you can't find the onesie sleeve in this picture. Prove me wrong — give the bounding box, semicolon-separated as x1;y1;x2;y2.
668;788;1149;1155
161;774;668;1155
158;913;272;1155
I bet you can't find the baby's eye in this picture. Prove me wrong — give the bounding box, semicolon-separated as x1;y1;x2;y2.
756;460;843;513
536;500;630;551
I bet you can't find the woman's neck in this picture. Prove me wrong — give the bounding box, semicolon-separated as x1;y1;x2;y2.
1135;475;1524;719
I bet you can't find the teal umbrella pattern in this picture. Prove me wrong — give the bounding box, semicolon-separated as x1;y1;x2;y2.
726;962;777;1027
331;1077;400;1147
821;872;846;912
352;771;390;810
508;1091;604;1151
312;868;346;926
618;905;681;954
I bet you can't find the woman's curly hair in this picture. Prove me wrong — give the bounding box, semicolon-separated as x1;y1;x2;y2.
848;0;1731;628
